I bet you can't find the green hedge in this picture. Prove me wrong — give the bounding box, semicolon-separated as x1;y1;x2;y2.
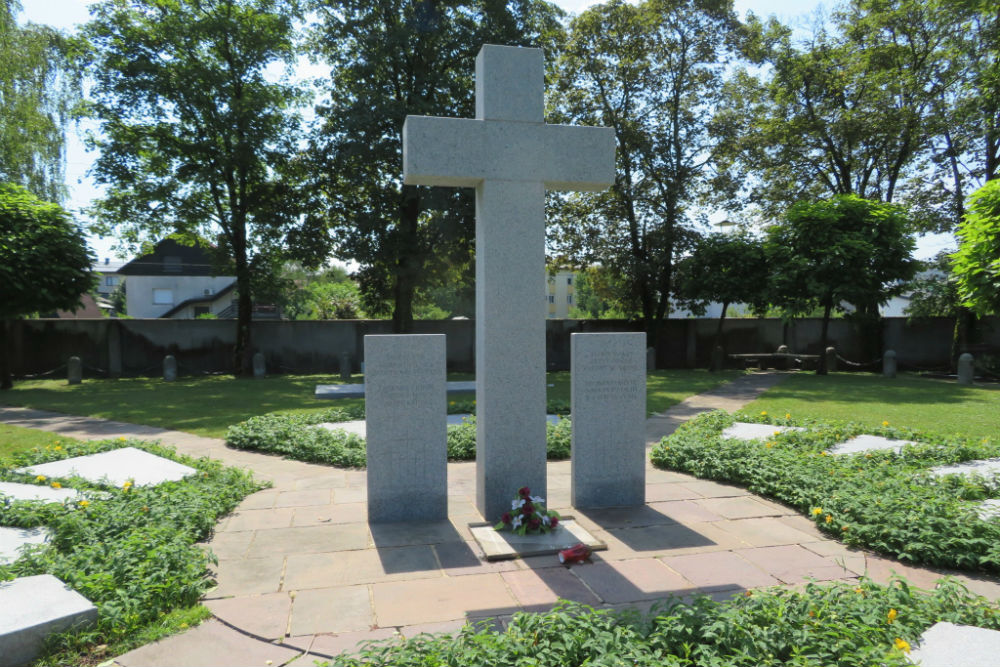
321;577;999;667
0;439;262;658
225;412;573;466
650;410;1000;573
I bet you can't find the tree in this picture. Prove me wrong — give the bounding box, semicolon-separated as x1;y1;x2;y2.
0;184;94;388
904;252;961;320
0;0;82;201
764;195;917;374
549;0;742;344
569;266;633;319
308;0;565;333
952;179;1000;316
84;0;314;376
674;231;768;370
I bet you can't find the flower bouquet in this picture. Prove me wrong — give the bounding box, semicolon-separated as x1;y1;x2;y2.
494;486;560;535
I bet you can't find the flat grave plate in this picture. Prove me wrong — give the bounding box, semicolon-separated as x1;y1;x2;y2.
318;414;562;439
930;457;1000;481
827;435;916;456
909;622;1000;667
721;422;805;441
0;574;97;667
0;481;80;503
17;447;196;488
470;517;606;562
976;499;1000;521
0;526;50;564
315;380;477;400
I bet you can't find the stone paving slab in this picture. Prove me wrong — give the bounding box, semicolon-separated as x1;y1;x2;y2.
909;622;1000;667
0;481;80;503
17;447;196;487
721;422;805;441
828;434;916;456
0;574;97;667
0;526;50;564
930;458;1000;482
114;619;301;667
976;499;1000;520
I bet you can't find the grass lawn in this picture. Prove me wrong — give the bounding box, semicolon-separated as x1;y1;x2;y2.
0;369;744;439
746;372;1000;440
0;423;81;463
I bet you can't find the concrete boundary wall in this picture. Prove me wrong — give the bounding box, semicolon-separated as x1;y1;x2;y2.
8;316;998;378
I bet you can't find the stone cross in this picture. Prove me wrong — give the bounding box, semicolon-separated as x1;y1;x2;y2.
402;44;615;521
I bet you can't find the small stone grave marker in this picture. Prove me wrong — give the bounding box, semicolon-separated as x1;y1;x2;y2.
17;447;196;488
975;499;1000;521
0;526;50;565
470;518;606;561
930;457;1000;482
0;481;80;504
721;423;805;441
163;354;177;382
957;352;974;385
314;380;475;400
318;414;562;439
252;352;266;378
908;622;1000;667
827;434;916;456
0;574;97;667
67;356;82;385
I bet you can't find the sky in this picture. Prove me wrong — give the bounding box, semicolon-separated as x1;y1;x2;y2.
20;0;954;262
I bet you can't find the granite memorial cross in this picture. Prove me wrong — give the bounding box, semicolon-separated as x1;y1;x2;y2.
402;44;615;521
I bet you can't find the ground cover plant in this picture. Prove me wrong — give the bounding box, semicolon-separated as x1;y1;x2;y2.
650;410;1000;573
1;370;743;438
320;577;999;666
0;437;262;664
744;372;1000;440
225;413;573;465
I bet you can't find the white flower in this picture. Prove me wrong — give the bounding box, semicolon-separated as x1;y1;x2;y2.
530;495;545;504
541;515;551;526
512;515;523;528
512;498;526;510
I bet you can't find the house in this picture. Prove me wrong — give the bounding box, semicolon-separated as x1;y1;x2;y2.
116;238;236;319
92;256;127;301
545;269;576;318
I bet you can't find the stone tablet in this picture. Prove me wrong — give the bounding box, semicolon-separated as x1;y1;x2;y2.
957;352;974;385
827;435;916;456
721;423;805;441
470;518;606;561
163;354;177;382
909;622;1000;667
930;457;1000;482
365;334;447;522
0;526;50;564
571;333;646;508
18;447;196;488
975;499;1000;521
0;482;80;504
67;356;82;385
314;380;475;400
252;352;266;378
883;349;897;378
0;574;97;667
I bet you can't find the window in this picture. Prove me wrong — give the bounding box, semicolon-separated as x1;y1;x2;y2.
567;276;573;285
548;295;555;303
152;288;174;305
163;256;182;272
567;295;573;304
104;275;119;287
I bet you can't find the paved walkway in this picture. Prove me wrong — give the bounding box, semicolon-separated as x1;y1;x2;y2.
3;371;1000;666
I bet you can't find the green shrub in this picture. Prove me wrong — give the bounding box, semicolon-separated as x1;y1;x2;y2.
322;577;999;667
649;410;1000;573
0;438;262;657
226;412;574;466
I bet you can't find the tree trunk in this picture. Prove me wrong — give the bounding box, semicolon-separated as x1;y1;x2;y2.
232;224;254;377
952;306;977;373
0;318;12;390
391;187;419;334
710;301;729;372
817;299;833;375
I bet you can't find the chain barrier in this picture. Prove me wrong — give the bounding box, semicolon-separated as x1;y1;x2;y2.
20;363;67;379
835;354;882;368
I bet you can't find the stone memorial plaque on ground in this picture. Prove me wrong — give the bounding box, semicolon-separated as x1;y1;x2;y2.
975;499;1000;521
827;434;916;456
930;457;1000;482
0;481;80;504
315;380;476;400
0;526;50;564
0;574;97;667
318;414;561;439
908;622;1000;667
18;447;196;488
470;518;606;561
721;423;805;441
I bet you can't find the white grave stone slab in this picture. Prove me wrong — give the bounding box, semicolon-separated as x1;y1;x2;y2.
18;447;196;488
930;457;1000;482
403;44;614;521
908;622;1000;667
571;332;646;508
470;518;606;561
0;526;50;564
0;574;97;667
0;482;80;504
721;422;805;441
827;435;917;456
314;380;476;400
975;499;1000;521
365;334;447;523
318;414;561;439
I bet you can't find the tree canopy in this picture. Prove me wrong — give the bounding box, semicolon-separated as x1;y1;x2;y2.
952;179;1000;316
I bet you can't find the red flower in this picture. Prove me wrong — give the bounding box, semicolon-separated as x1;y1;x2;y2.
550;517;559;529
518;486;531;498
501;512;512;524
522;503;534;515
528;517;541;529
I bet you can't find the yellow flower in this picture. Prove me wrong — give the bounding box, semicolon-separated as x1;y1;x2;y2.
51;482;62;489
122;481;133;491
882;420;890;427
54;445;62;451
773;430;781;436
79;500;90;508
119;436;127;442
449;401;455;406
35;475;46;483
821;451;829;456
825;514;833;524
854;587;864;594
765;441;774;449
894;637;910;653
760;411;767;416
865;453;872;458
887;609;898;623
808;609;815;617
812;507;823;516
785;413;791;419
841;525;849;532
